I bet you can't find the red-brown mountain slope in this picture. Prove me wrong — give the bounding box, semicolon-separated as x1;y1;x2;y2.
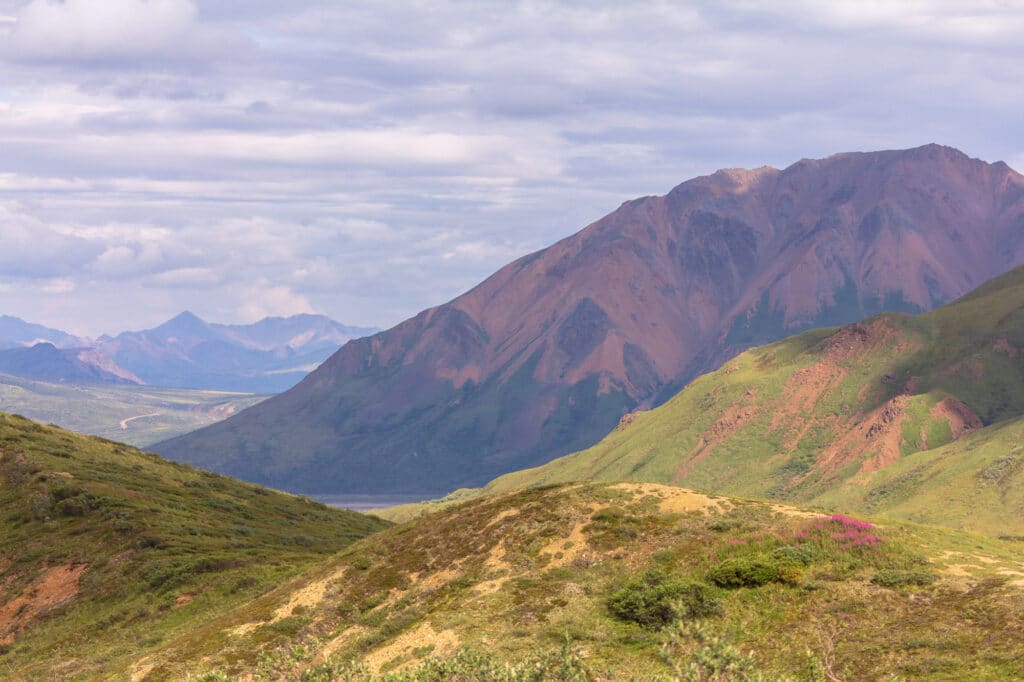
155;144;1024;494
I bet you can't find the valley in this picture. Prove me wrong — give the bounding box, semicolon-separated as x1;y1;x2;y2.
0;373;268;446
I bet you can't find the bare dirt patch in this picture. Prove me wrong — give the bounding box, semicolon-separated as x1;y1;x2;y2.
363;622;460;673
673;403;757;482
930;397;983;439
231;565;348;636
272;566;348;621
0;564;87;643
484;508;520;529
612;482;732;515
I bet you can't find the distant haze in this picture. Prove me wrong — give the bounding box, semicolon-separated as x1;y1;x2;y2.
0;1;1022;335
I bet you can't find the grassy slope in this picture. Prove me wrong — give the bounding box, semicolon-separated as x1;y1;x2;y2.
0;374;267;446
468;266;1024;536
166;482;1024;681
0;412;388;680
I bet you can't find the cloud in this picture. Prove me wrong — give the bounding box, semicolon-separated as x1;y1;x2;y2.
238;285;316;323
4;0;199;63
0;208;104;278
0;1;1023;337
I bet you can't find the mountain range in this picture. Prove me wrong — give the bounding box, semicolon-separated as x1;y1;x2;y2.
156;144;1024;495
0;312;377;393
474;264;1024;536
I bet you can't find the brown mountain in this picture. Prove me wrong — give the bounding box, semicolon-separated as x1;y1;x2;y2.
155;144;1024;494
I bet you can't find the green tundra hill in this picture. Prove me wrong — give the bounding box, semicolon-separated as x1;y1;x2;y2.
0;412;388;680
465;265;1024;537
145;482;1024;680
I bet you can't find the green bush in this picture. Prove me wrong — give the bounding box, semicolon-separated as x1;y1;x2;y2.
773;544;818;566
871;568;936;588
608;570;720;627
706;555;799;589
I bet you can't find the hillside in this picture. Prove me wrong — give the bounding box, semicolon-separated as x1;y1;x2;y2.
0;412;387;680
475;266;1024;536
135;482;1024;680
156;144;1024;496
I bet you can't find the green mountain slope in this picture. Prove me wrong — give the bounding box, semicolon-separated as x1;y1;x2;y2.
0;412;388;680
147;482;1024;680
477;266;1024;535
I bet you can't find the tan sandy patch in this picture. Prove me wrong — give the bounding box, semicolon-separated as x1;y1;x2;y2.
611;482;733;515
539;520;590;569
231;565;348;636
484;508;520;529
768;504;825;520
130;662;156;682
0;564;87;643
272;565;348;621
363;622;460;673
416;566;461;592
317;625;368;662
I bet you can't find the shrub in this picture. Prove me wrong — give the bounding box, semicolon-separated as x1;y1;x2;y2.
661;621;766;682
608;570;720;627
871;568;936;588
706;517;744;533
706;555;799;589
773;544;818;566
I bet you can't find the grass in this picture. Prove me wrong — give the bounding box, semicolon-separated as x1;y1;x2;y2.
424;266;1024;537
0;411;388;680
180;482;1024;680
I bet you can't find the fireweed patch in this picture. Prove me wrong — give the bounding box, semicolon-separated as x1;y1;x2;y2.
794;514;883;551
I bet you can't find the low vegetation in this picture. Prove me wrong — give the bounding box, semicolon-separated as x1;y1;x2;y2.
169;482;1024;680
0;412;387;679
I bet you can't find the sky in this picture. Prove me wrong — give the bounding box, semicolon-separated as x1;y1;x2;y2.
1;0;1023;337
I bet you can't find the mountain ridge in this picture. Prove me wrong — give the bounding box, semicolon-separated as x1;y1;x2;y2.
156;144;1024;495
471;264;1024;536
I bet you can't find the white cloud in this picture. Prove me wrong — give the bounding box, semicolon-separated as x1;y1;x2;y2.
0;1;1023;336
238;285;316;323
41;278;75;294
5;0;198;62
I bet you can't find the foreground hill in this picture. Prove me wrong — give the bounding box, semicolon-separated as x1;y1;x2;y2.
477;265;1024;536
98;311;377;393
136;482;1024;680
156;144;1024;495
0;412;387;680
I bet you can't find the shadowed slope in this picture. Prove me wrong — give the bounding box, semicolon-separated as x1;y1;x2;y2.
157;144;1024;495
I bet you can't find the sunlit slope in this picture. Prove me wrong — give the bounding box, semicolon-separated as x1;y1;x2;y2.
152;482;1024;681
0;412;387;680
483;266;1024;534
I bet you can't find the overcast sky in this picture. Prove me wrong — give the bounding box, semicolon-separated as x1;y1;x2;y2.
1;0;1022;336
